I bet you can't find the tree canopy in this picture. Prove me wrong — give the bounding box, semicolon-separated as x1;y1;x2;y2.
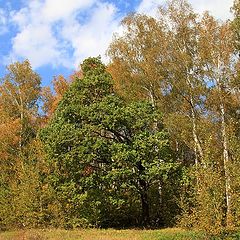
40;57;178;227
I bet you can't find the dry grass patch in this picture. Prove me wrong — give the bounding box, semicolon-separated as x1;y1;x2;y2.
0;228;205;240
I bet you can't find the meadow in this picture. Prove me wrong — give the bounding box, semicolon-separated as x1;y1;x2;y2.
0;228;208;240
1;228;240;240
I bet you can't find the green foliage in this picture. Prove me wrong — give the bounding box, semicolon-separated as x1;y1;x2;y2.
179;166;226;235
40;57;179;228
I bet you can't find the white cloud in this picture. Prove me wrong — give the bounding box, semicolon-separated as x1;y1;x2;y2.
8;0;122;69
190;0;233;20
10;24;69;68
0;8;8;35
7;0;234;70
137;0;164;17
9;2;63;68
42;0;95;22
61;2;120;67
136;0;234;20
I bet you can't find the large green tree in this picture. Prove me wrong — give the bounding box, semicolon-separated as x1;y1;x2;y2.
40;57;178;227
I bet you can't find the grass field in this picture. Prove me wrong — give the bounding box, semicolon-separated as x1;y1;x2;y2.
0;228;209;240
0;228;206;240
1;228;240;240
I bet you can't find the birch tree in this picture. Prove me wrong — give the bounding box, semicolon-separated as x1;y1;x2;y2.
0;60;41;151
198;13;238;227
108;0;205;165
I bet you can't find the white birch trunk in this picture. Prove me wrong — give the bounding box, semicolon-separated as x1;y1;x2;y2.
186;74;204;166
219;96;232;226
216;57;232;226
190;99;204;166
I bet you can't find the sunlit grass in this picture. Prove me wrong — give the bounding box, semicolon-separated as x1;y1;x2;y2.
0;228;207;240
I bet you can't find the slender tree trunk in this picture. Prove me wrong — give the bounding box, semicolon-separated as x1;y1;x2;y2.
220;99;232;226
179;42;204;165
175;140;180;161
149;87;156;108
19;110;23;150
216;57;232;226
139;178;150;226
137;161;150;226
18;91;25;173
190;101;204;166
187;77;204;166
19;90;24;152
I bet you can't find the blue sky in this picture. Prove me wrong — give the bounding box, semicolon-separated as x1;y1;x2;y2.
0;0;234;86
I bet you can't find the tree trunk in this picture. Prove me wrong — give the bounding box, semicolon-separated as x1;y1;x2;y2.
220;100;232;226
137;160;150;226
216;57;232;227
186;74;204;166
190;101;204;166
19;89;24;152
139;178;150;226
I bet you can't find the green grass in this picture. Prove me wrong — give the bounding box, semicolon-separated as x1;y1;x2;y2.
0;228;208;240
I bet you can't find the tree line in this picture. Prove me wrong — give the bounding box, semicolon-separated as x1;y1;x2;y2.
0;0;240;235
